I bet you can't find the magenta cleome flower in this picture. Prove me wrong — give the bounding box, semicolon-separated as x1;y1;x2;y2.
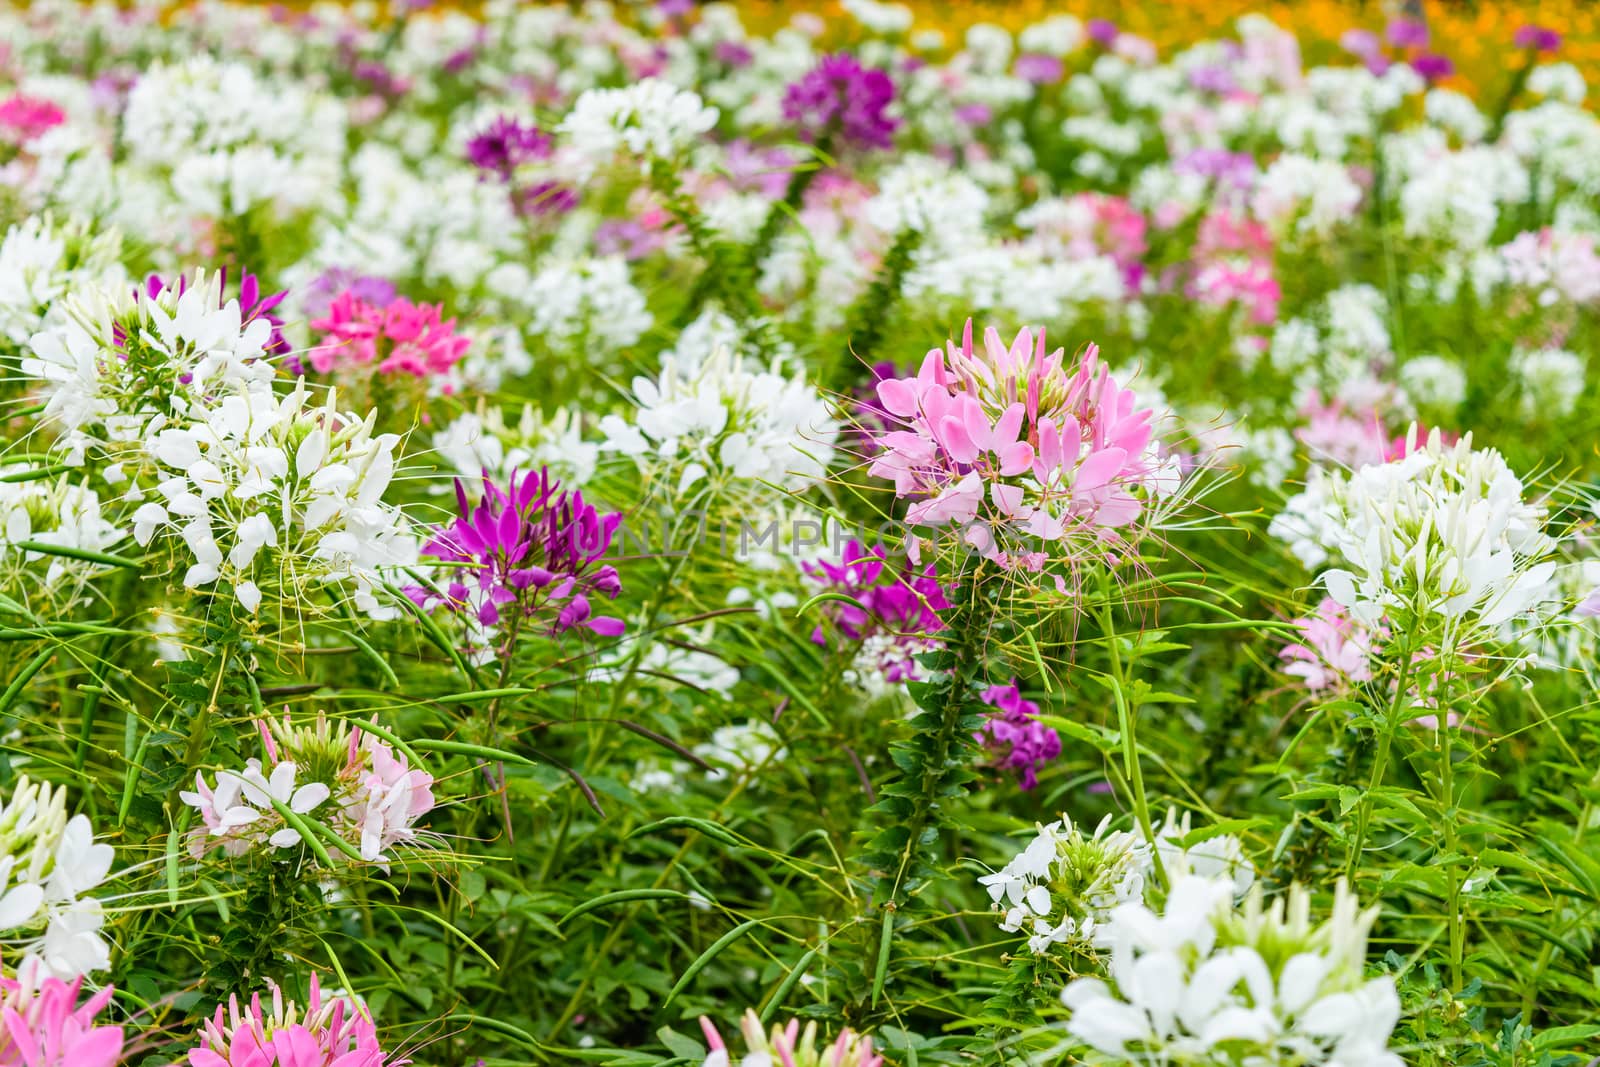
464;115;552;180
804;540;949;687
781;54;899;152
0;94;66;142
188;974;403;1067
865;322;1181;571
1514;24;1562;52
309;290;470;382
409;469;625;649
0;971;124;1067
975;678;1061;790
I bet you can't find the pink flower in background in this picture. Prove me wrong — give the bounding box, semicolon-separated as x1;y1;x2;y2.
1032;193;1148;285
1280;597;1380;694
1295;395;1389;468
865;322;1180;570
0;971;124;1067
976;679;1060;790
0;94;65;141
310;291;470;384
1514;24;1562;53
1501;229;1600;306
188;974;403;1067
1188;210;1279;323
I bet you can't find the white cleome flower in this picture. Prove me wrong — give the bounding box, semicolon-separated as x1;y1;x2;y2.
0;777;115;979
558;78;719;176
1061;877;1404;1066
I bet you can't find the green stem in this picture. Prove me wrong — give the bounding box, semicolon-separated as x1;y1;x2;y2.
1345;637;1415;879
1098;601;1168;890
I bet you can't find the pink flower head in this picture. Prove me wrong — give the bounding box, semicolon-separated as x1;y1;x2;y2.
0;971;124;1067
1295;394;1389;468
1280;597;1381;694
309;291;470;385
1514;24;1562;53
865;322;1178;570
188;974;404;1067
975;678;1061;790
0;94;66;142
697;1011;882;1067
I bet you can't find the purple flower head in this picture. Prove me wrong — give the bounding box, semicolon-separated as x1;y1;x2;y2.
1087;19;1118;47
1514;24;1562;53
657;0;693;17
781;54;899;153
409;468;626;647
1411;52;1455;82
1188;65;1237;94
465;115;552;181
715;40;754;68
512;181;580;217
1386;17;1429;49
804;541;948;686
954;102;992;127
1175;147;1258;190
975;679;1060;790
595;219;668;260
444;47;478;75
1013;53;1064;85
1339;29;1382;60
301;267;396;321
352;59;410;98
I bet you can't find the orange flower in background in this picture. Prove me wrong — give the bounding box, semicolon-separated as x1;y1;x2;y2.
738;0;1600;98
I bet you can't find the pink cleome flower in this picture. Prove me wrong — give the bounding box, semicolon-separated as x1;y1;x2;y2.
865;321;1179;570
188;974;404;1067
309;291;471;384
0;94;66;142
1279;597;1381;694
0;970;124;1067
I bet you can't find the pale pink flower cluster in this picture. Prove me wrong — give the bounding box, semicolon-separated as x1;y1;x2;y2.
1188;210;1280;325
0;970;123;1067
181;717;435;868
866;322;1180;570
188;974;402;1067
699;1011;881;1067
309;290;471;384
1295;394;1389;469
1500;228;1600;306
1279;597;1380;693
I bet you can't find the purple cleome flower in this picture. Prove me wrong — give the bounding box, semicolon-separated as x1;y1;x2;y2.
1514;24;1562;53
804;540;948;686
975;679;1061;791
781;54;899;152
465;115;552;180
1411;52;1455;82
409;468;626;643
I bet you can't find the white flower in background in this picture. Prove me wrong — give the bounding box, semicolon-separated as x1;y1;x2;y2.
1277;427;1559;636
599;347;837;497
0;473;124;585
1019;14;1085;55
490;255;652;355
863;155;991;251
1424;88;1486;143
1398;355;1468;410
1399;147;1527;250
559;79;719;176
0;215;125;350
695;720;782;782
1061;878;1404;1066
129;382;417;620
1322;284;1390;358
432;404;599;488
977;814;1150;955
840;0;913;36
1252;154;1361;239
1527;62;1586;105
1156;809;1255;896
0;777;115;979
1510;346;1585;420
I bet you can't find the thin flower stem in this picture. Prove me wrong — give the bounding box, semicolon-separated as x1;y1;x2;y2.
1097;601;1168;891
1345;636;1414;880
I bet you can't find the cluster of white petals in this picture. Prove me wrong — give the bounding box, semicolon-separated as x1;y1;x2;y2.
0;777;115;980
